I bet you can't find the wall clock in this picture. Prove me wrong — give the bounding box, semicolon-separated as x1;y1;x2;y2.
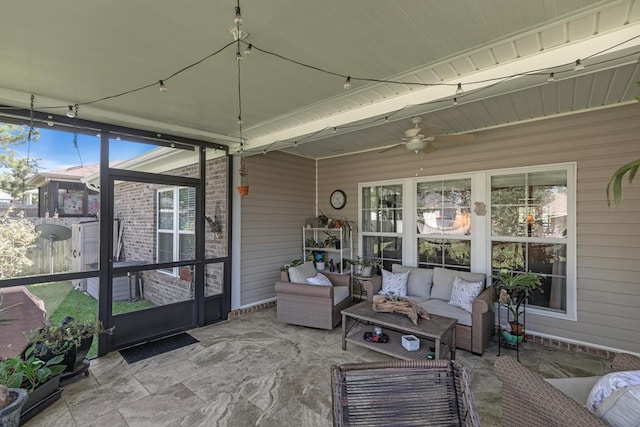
330;189;347;210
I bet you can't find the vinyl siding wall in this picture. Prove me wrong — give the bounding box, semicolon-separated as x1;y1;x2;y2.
239;151;316;306
315;103;639;354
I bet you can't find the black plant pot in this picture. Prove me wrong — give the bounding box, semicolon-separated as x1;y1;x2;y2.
20;376;63;425
30;342;77;373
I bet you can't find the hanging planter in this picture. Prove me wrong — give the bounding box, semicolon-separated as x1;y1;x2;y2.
237;157;249;196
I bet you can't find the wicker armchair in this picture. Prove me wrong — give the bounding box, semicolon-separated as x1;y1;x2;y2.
494;353;640;427
331;360;480;426
275;266;351;330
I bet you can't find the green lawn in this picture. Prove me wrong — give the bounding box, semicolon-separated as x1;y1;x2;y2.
28;282;155;358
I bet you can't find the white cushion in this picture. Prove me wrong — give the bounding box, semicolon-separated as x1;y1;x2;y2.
448;276;484;312
392;265;433;299
422;299;472;327
587;370;640;412
333;286;350;305
305;272;332;287
379;269;409;297
597;384;640;427
288;261;317;284
431;267;485;301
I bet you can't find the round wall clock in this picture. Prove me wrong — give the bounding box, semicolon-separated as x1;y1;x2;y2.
330;189;347;210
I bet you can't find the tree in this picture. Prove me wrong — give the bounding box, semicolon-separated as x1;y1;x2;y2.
0;208;38;279
0;124;40;202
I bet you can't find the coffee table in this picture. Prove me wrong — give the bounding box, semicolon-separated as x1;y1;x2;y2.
341;301;456;360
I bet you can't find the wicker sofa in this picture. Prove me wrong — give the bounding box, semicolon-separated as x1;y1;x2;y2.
275;261;352;330
494;353;640;427
362;265;495;355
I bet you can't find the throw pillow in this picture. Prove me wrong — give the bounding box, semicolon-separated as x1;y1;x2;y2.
448;276;484;312
378;269;409;297
288;261;317;284
587;370;640;412
596;384;640;427
306;272;333;287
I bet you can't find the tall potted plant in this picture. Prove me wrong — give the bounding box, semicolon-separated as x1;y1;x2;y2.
494;270;542;342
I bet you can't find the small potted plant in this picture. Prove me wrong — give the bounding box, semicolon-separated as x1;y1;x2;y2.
345;256;382;277
24;317;113;373
1;346;66;423
323;232;340;249
494;269;542;342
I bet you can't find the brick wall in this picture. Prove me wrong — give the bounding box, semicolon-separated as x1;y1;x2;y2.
112;156;228;306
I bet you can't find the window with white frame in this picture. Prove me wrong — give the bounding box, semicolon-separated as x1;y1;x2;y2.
490;167;571;315
157;186;196;275
416;178;472;271
358;163;575;319
360;183;403;270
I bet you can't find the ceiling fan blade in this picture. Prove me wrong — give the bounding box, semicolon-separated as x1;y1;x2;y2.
433;133;475;143
378;143;404;154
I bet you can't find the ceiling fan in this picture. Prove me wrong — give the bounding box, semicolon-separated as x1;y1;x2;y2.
380;116;475;153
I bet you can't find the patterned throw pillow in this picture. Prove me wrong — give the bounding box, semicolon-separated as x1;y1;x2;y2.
448;276;484;312
378;269;410;297
306;272;333;286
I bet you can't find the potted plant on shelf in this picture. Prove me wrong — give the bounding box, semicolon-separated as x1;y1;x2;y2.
24;317;113;373
345;256;382;277
494;269;542;344
323;232;340;249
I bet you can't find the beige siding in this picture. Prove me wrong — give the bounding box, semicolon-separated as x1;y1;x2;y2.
240;151;315;306
316;103;640;354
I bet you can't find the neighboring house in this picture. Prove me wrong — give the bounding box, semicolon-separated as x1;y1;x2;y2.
0;190;12;204
26;163;119;218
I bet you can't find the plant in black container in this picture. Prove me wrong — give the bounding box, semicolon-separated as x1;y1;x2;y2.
24;317;113;373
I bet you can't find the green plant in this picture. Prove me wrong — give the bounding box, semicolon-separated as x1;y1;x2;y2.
345;256;382;269
323;231;339;247
494;269;543;326
25;317;113;358
606;158;639;207
280;259;302;272
0;208;38;279
0;346;65;393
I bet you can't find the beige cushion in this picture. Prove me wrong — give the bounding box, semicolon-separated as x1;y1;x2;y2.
392;265;433;299
422;299;471;327
431;267;485;301
288;261;317;284
333;286;350;306
545;376;601;405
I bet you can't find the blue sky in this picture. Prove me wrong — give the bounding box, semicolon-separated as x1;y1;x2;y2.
7;127;153;172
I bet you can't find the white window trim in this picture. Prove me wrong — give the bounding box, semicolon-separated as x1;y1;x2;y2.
157;186;195;277
357;162;576;321
485;162;577;321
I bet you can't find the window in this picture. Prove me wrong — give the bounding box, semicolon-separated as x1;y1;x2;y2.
357;163;575;320
157;187;196;275
360;183;403;269
416;178;472;271
490;167;572;316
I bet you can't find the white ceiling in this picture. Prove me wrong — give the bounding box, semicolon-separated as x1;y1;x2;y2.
1;0;639;159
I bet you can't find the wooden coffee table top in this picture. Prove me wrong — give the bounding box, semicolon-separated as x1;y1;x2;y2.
342;301;456;340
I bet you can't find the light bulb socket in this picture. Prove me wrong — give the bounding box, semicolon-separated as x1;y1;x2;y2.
547;72;555;82
243;43;252;56
453;97;458;105
66;105;76;118
234;6;242;25
574;59;584;71
47;116;54;126
159;80;167;93
455;83;464;95
343;76;351;90
236;51;243;61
